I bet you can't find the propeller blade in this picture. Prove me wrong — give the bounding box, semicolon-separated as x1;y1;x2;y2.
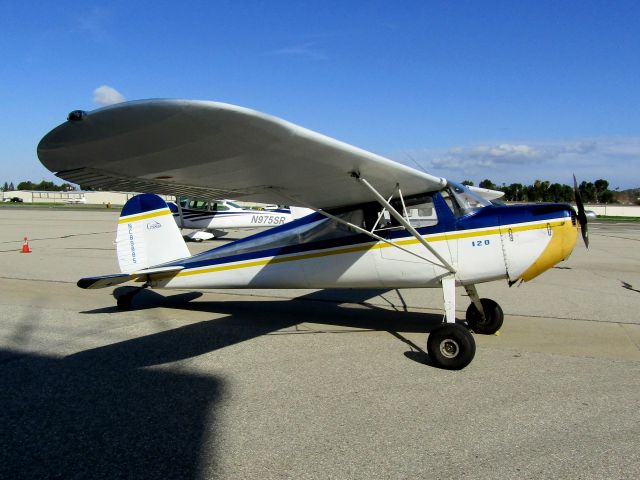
573;174;589;248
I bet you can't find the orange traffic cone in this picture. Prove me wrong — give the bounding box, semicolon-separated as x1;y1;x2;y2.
21;236;32;253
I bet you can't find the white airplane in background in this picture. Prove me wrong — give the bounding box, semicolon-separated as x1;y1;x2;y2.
169;198;311;241
37;99;589;370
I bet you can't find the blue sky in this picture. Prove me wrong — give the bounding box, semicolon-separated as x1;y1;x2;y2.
1;0;639;189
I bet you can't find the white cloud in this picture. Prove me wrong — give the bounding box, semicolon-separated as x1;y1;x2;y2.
433;143;543;169
396;137;640;189
93;85;125;106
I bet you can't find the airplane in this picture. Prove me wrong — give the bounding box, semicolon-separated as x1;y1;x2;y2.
169;198;312;241
37;99;589;370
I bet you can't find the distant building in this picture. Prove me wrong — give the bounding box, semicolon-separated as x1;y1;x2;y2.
1;190;174;206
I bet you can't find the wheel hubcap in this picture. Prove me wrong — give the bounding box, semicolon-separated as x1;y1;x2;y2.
439;339;460;358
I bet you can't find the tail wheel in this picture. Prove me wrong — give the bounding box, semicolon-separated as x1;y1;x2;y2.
466;298;504;334
427;323;476;370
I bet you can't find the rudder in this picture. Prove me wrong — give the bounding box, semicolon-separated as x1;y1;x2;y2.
116;194;191;273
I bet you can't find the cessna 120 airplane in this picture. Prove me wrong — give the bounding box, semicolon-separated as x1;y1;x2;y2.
169;198;311;241
37;99;589;370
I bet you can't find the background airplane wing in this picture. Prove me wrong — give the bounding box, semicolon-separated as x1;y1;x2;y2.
38;99;446;209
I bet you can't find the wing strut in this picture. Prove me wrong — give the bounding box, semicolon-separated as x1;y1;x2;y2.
351;173;456;274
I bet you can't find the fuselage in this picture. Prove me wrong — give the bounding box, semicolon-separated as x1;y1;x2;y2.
149;189;578;291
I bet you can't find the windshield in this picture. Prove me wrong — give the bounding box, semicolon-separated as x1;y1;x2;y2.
447;181;492;216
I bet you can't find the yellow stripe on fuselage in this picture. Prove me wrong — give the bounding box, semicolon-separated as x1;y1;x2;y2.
167;219;567;279
118;208;172;224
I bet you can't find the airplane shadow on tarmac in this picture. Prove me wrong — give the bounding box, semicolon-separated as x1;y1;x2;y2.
0;289;450;478
0;334;223;479
117;287;449;363
82;286;450;366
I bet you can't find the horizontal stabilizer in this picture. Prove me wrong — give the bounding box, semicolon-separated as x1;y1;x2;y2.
131;266;185;275
77;273;133;290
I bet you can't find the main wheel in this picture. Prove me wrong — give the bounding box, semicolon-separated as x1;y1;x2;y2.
466;298;503;335
427;323;476;370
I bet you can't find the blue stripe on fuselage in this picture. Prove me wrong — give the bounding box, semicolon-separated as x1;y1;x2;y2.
167;198;573;271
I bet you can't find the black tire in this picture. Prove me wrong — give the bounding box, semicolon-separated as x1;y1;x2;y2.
466;298;504;335
427;323;476;370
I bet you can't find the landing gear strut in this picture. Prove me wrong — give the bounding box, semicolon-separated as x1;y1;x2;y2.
427;275;476;370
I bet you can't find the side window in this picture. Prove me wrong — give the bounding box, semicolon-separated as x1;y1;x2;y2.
404;195;438;228
366;194;438;232
188;200;209;210
406;203;437;227
366;207;398;232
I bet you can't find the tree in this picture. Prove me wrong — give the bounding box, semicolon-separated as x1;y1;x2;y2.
1;182;7;192
502;183;524;201
461;180;474;186
479;179;496;190
17;181;36;190
15;180;77;192
547;183;573;202
8;182;15;191
593;179;609;203
456;178;615;204
579;181;595;203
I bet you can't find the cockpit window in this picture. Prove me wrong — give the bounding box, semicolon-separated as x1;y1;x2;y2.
188;200;209;210
446;181;491;216
370;194;438;231
213;203;230;211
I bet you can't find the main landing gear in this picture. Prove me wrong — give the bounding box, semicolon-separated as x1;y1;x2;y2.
426;280;504;370
427;323;476;370
427;276;476;370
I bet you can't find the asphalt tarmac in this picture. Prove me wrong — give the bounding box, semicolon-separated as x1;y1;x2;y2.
1;208;638;479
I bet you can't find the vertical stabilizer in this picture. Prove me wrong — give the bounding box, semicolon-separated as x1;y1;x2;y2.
116;194;191;273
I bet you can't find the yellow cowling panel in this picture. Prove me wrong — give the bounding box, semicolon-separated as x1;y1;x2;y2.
519;220;578;282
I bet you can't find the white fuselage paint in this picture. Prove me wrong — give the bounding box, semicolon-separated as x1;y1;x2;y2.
178;211;290;230
148;217;565;291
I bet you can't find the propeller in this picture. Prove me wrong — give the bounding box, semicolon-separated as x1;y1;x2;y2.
573;174;589;248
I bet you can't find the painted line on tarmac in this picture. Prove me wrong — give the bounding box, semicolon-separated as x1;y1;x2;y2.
0;275;76;284
0;230;113;244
